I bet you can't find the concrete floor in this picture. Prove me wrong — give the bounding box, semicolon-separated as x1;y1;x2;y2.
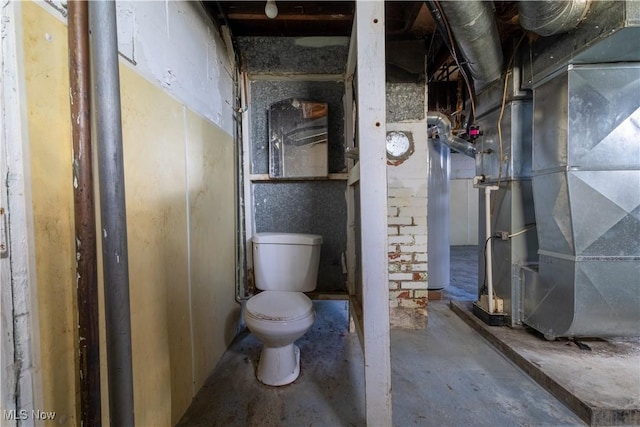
177;245;585;426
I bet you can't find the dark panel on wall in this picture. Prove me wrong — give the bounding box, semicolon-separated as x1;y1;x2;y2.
237;36;349;74
253;181;347;292
250;80;346;175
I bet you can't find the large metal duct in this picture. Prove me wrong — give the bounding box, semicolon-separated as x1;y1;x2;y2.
433;1;503;91
521;1;640;339
519;0;590;37
527;63;640;338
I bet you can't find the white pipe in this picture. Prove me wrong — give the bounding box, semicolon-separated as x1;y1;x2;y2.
484;185;499;313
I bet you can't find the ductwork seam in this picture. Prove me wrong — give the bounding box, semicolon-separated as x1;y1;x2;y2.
519;0;591;37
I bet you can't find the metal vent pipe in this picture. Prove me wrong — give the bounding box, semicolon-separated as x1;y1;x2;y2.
519;0;590;37
89;0;135;425
427;112;476;158
433;0;504;91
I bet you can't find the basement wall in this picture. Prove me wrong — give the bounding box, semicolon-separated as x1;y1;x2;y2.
386;81;429;329
238;36;350;293
17;1;237;425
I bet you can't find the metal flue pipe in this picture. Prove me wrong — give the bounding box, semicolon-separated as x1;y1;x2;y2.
67;1;101;424
427;112;476;158
433;0;504;91
89;1;135;425
519;0;590;37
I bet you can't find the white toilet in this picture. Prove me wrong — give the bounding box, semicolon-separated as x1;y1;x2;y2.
245;232;322;386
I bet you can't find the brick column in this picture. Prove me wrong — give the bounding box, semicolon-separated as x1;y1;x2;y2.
386;122;429;329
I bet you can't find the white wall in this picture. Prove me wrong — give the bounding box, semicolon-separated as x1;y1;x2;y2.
116;0;234;134
450;153;479;245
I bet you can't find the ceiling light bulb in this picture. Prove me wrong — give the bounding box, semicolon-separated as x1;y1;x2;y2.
265;0;278;19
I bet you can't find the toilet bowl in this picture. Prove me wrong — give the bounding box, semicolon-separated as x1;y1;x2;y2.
245;291;315;386
244;232;322;386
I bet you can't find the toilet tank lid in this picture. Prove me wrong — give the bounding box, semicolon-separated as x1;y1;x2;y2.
253;232;322;245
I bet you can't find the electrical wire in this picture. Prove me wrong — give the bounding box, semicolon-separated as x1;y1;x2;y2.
480;235;497;297
491;33;527;216
508;224;536;238
433;0;477;125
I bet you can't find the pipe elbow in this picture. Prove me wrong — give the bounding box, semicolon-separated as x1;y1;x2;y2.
426;111;476;158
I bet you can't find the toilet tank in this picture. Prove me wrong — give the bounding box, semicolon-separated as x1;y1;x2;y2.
253;233;322;292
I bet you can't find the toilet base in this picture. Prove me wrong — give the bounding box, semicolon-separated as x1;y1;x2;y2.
257;344;300;386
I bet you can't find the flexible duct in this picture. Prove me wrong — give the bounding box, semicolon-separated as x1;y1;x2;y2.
427;112;476;158
519;0;590;37
434;0;504;91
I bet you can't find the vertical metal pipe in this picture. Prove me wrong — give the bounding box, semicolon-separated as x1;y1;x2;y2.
89;1;135;425
484;185;499;313
427;139;451;290
68;1;101;425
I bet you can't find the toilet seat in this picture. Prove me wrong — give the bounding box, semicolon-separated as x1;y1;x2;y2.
246;291;313;321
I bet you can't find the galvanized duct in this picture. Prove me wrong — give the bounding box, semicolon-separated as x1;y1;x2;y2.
427;112;476;158
433;0;503;91
528;63;640;338
519;0;590;37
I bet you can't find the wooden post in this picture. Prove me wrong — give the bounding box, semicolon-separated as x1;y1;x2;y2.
355;1;392;425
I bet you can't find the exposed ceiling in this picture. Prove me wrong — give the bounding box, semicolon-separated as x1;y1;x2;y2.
204;1;438;40
204;1;522;85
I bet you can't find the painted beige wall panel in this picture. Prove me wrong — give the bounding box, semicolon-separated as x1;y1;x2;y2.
21;3;238;425
21;3;77;424
119;64;193;426
185;108;238;393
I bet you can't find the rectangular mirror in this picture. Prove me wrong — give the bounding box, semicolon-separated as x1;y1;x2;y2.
269;99;328;178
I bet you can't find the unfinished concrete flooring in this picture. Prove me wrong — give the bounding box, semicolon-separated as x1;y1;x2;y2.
451;301;640;426
177;246;638;426
178;299;583;426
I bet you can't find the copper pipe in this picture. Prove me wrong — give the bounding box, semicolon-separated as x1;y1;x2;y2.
67;1;101;425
